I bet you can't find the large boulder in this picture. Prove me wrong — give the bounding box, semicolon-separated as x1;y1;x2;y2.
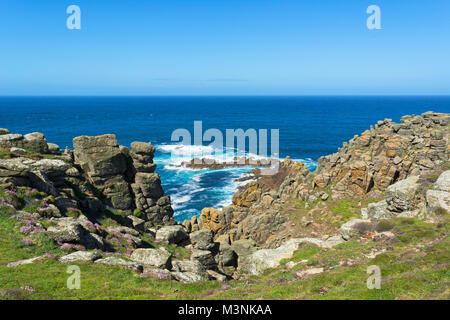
426;170;450;216
363;200;392;219
190;249;217;270
189;229;214;250
171;271;207;283
385;176;420;212
242;237;344;275
73;134;127;178
23;132;49;154
434;170;450;192
46;218;86;243
0;158;31;177
231;239;259;269
130;248;172;269
214;241;238;275
47;143;61;155
155;225;188;244
0;134;24;149
172;260;205;274
0;128;10;135
73;134;135;211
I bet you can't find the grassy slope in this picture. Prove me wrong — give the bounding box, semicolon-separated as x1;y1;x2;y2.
0;186;449;300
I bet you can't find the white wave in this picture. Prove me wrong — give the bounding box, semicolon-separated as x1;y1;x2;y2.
158;144;214;156
171;194;192;210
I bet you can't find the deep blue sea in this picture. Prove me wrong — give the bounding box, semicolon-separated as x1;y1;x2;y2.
1;96;449;221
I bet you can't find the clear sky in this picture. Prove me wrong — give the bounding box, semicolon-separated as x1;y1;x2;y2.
0;0;449;95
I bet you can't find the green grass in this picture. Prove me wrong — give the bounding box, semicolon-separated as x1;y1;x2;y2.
1;184;449;300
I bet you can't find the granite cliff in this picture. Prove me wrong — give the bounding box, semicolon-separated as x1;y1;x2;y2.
195;111;449;249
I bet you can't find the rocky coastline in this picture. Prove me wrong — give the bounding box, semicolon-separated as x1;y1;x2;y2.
0;111;449;284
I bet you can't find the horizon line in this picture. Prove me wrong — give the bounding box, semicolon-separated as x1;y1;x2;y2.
1;94;450;98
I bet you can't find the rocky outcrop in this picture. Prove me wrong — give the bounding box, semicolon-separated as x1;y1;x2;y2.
0;132;49;153
241;237;344;275
130;248;172;269
59;251;103;263
361;175;422;220
72;134;173;224
196;112;449;248
426;170;450;217
1;112;448;285
155;225;189;244
0;130;175;227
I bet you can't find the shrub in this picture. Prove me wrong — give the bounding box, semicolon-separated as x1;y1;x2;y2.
133;209;143;218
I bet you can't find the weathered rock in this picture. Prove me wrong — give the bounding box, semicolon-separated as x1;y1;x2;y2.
47;143;61;155
59;251;102;263
0;134;24;149
171;271;207;283
206;270;227;282
95;256;143;271
127;215;145;232
155;225;188;244
172;260;205;274
242;238;343;275
0;128;10;135
82;233;106;250
73;134;127;177
134;173;164;199
364;200;392;219
190;249;217;270
23;132;48;154
200;112;449;248
340;219;374;240
130;248;172;269
0;158;33;177
189;229;214;250
434;170;450;192
6;256;46;267
141;267;173;279
231;239;259;268
214;241;238;271
131;141;155;157
10;147;27;157
198;207;230;235
46;218;86;243
385;176;420;212
428;172;450;216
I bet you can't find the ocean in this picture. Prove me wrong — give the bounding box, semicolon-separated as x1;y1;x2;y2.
1;96;449;221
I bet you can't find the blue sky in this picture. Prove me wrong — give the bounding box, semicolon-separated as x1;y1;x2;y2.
0;0;449;95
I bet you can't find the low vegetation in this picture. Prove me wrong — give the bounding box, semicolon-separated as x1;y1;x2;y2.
1;184;448;300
